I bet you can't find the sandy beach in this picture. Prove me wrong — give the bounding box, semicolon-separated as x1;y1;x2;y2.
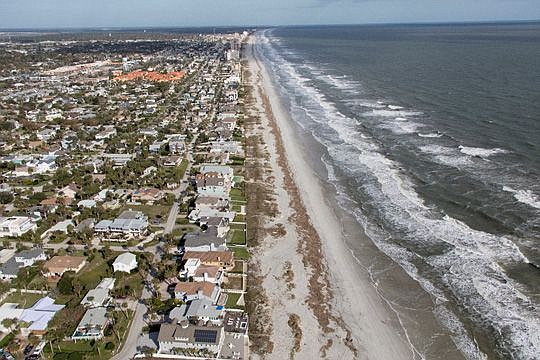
245;34;416;360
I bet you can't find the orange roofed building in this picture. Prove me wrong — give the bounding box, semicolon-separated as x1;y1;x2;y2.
114;70;186;82
44;256;86;279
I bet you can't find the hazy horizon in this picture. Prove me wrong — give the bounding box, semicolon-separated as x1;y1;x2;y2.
1;0;540;30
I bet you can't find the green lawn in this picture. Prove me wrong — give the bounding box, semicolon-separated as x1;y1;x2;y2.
77;254;112;290
43;309;134;360
1;291;42;308
227;230;246;246
114;272;143;298
176;218;190;225
230;223;245;231
229;188;246;202
232;214;245;223
143;238;160;248
229;260;244;274
231;246;249;260
178;159;189;178
232;175;244;183
119;204;171;222
225;292;244;310
48;236;67;244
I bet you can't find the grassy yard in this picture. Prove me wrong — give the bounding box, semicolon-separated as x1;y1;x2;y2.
119;204;171;222
43;309;133;360
230;246;249;260
225;292;244;310
229;260;244;274
114;272;143;298
143;238;160;248
48;236;67;244
176;217;190;225
178;159;189;178
230;223;245;231
1;291;43;308
227;229;246;246
229;188;246;202
232;214;245;223
77;253;112;290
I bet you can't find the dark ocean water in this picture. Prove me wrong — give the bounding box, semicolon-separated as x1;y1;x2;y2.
255;23;540;359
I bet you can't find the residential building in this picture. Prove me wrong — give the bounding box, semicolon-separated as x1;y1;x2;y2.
19;297;65;335
113;252;137;273
170;298;225;325
174;281;220;303
43;256;86;278
0;216;37;237
182;251;234;271
72;307;109;341
131;188;164;202
0;248;46;280
94;210;148;238
157;323;224;356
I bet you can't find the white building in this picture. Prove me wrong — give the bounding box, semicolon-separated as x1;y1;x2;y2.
0;216;37;237
113;252;137;273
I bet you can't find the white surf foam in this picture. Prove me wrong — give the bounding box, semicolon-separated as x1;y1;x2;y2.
365;109;424;118
418;132;443;138
502;186;540;210
378;119;424;135
458;145;508;158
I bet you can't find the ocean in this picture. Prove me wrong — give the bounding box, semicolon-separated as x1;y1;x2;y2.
254;23;540;359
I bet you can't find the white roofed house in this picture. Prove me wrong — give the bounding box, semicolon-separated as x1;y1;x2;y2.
194;196;229;212
94;210;148;242
81;278;115;308
19;296;65;336
169;298;225;326
0;216;37;237
167;134;186;154
196;172;231;198
72;307;109;341
113;252;137;273
102;153;135;167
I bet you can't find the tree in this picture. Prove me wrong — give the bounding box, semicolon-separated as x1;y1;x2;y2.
1;318;17;332
0;192;13;204
57;272;74;295
72;278;82;297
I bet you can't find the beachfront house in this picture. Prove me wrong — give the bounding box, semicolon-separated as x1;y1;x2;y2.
157;323;224;356
174;281;221;303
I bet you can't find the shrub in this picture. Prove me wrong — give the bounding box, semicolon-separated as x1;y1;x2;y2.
68;352;83;360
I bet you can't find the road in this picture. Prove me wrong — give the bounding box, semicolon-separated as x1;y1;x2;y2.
163;202;179;235
111;277;153;360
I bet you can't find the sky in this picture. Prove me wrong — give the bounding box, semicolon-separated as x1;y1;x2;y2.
0;0;539;29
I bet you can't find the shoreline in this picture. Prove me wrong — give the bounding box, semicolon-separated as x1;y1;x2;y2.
245;34;419;359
